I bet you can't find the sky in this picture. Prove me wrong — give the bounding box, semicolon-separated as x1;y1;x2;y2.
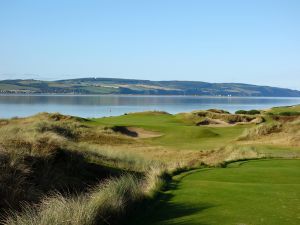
0;0;300;89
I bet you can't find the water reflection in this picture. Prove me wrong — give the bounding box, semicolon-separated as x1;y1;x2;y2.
0;95;300;118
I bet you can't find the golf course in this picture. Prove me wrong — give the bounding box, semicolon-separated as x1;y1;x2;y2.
0;105;299;225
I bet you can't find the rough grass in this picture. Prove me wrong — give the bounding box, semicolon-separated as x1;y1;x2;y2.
3;175;142;225
0;113;143;217
79;143;159;172
3;166;167;225
0;113;170;225
237;123;283;140
178;110;258;125
237;116;300;147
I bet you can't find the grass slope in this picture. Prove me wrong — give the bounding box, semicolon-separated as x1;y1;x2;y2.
268;105;300;115
128;159;300;225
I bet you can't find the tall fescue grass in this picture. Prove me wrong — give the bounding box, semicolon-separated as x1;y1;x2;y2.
180;110;261;125
0;114;127;212
0;121;73;211
79;143;159;172
3;168;167;225
237;116;300;147
200;145;262;166
237;123;282;140
0;113;168;225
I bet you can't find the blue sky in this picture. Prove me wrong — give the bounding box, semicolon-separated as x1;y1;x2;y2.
0;0;300;89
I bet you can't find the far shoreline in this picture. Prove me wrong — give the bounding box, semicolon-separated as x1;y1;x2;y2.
1;93;300;99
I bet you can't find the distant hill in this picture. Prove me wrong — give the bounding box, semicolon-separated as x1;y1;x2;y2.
1;77;300;97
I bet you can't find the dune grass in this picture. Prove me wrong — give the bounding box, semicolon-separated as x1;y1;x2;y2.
0;113;150;217
3;164;168;225
4;175;142;225
127;159;300;225
0;112;171;225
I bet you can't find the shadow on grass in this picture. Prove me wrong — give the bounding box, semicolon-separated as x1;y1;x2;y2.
111;125;138;137
0;149;124;215
123;178;214;225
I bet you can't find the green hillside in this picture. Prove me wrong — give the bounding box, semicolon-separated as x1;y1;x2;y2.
1;78;300;96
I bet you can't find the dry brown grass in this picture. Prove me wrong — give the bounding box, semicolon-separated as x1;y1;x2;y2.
237;117;300;147
0;113;144;217
0;112;173;225
237;123;282;141
179;110;262;126
3;165;167;225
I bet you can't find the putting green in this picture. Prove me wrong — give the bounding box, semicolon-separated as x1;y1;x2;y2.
129;159;300;225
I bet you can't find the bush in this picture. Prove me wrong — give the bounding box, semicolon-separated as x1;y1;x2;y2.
278;111;300;116
235;110;247;114
247;110;261;115
235;109;260;115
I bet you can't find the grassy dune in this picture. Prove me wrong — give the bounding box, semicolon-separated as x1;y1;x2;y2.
0;105;299;225
0;113;167;225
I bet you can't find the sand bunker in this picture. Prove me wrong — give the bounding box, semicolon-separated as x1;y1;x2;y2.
112;126;162;138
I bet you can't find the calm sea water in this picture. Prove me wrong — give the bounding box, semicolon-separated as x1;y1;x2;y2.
1;95;300;119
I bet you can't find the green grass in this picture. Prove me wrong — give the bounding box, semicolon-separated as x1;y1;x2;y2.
268;105;300;115
0;83;39;91
80;86;119;94
127;159;300;225
247;144;300;158
91;112;249;150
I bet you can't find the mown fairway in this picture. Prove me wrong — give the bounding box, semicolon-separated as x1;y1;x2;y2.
128;159;300;225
